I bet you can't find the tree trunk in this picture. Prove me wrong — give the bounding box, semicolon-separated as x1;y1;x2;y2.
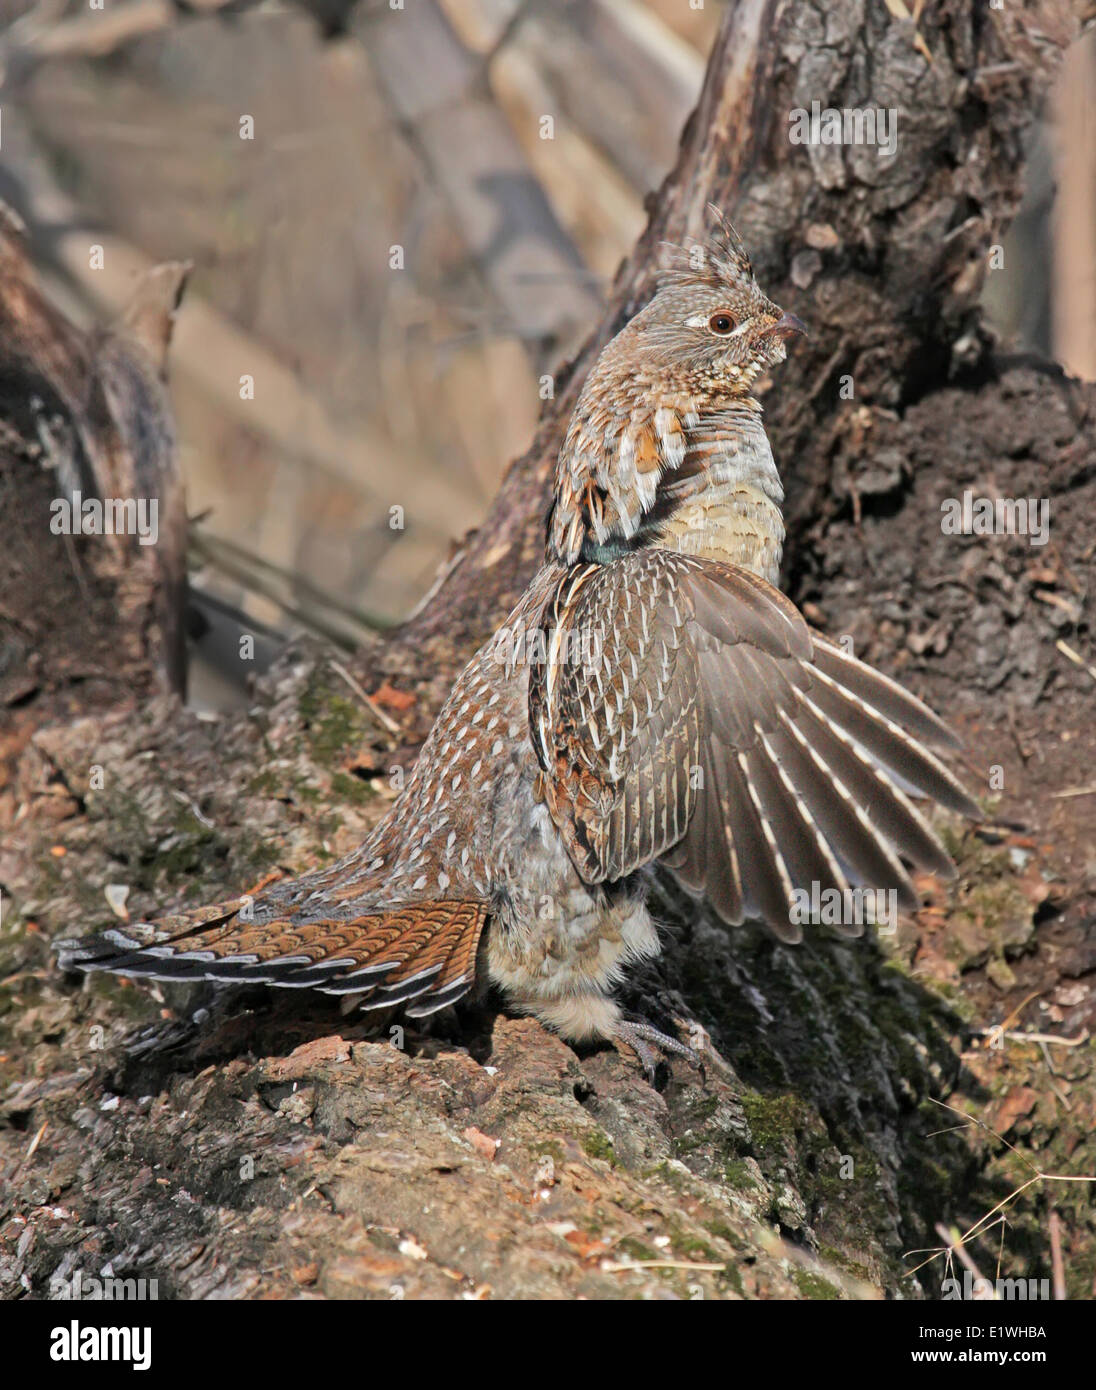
2;0;1094;1302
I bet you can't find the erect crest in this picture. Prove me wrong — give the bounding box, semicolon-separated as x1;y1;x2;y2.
657;204;754;294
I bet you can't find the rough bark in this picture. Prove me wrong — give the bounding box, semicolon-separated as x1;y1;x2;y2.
382;0;1086;666
0;211;189;719
2;0;1095;1302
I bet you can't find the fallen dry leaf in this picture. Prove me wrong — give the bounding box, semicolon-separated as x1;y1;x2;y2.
370;682;416;712
991;1086;1039;1135
463;1126;501;1161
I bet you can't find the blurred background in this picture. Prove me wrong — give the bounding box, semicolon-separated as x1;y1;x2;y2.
0;0;1092;708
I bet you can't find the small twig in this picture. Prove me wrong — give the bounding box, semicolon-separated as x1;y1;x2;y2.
972;63;1022;80
1048;1212;1066;1301
982;990;1041;1040
905;1177;1040;1279
972;1026;1089;1048
1051;785;1096;799
26;1119;48;1160
172;789;215;829
934;1222;987;1283
1005;700;1032;763
329;659;402;737
1056;639;1096;683
600;1259;726;1274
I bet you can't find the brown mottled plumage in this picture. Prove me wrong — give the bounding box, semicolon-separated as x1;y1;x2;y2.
58;211;978;1062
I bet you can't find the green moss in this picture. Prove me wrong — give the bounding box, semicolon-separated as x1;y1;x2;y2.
329;771;373;806
664;1223;720;1262
740;1090;810;1152
582;1129;616;1165
793;1268;841;1300
298;669;373;767
685;1095;721;1122
247;769;281;796
702;1219;747;1252
616;1236;659;1264
672;1130;707;1157
816;1242;874;1283
532;1139;566;1165
640;1160;695;1195
722;1159;758;1190
720;1262;745;1297
153;825;221;884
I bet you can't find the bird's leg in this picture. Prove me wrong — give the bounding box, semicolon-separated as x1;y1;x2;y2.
614;1016;738;1085
613;1017;702;1082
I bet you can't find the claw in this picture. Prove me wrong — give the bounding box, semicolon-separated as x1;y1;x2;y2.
613;1016;739;1085
613;1018;702;1082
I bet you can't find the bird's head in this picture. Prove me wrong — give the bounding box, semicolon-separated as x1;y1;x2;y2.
641;208;806;397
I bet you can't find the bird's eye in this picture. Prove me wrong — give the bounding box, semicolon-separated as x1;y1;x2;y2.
708;313;736;335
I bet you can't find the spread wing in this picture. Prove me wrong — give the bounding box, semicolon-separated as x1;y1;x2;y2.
529;550;978;942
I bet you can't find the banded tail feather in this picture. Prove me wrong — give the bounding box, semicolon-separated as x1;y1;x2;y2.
57;897;489;1019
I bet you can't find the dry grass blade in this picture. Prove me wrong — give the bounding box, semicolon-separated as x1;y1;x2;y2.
904;1098;1096;1285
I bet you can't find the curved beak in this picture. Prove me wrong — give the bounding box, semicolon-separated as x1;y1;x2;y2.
768;312;808;341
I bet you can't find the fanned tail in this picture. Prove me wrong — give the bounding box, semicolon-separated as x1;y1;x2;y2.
56;896;489;1018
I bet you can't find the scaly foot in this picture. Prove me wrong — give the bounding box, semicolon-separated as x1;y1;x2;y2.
613;1017;702;1082
614;1016;737;1085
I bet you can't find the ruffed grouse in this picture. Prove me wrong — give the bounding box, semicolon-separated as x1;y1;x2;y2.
59;214;978;1062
